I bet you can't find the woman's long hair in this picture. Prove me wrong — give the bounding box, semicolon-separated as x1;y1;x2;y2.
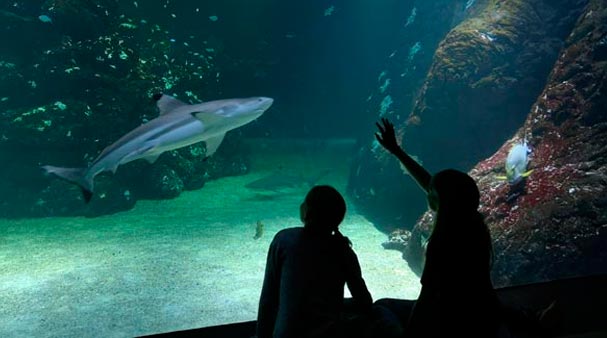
431;169;493;266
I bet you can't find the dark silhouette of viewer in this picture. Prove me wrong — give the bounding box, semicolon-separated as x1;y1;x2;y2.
374;118;500;337
256;185;373;338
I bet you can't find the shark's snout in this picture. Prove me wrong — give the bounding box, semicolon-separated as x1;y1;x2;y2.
256;97;274;112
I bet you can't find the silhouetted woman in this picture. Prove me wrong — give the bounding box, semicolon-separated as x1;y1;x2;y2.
375;118;500;337
257;185;373;338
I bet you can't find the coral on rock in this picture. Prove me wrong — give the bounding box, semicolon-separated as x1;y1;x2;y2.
350;0;587;233
405;0;607;286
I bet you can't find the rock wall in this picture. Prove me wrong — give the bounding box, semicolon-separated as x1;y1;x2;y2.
401;0;606;286
349;0;587;234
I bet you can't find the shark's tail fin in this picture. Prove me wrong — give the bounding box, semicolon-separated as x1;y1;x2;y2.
41;165;94;203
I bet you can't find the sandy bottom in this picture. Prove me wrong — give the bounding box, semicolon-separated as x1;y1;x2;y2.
0;139;420;337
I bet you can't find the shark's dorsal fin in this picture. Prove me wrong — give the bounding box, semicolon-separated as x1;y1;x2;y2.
205;133;226;157
153;93;189;116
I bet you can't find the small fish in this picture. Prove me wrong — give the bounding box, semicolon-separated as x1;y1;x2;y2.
119;22;137;29
497;140;534;184
208;15;218;22
253;221;264;240
38;14;52;23
324;5;335;16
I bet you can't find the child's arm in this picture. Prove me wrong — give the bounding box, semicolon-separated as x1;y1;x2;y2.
375;118;432;193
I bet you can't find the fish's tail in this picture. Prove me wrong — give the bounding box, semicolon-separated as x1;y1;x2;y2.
41;165;94;203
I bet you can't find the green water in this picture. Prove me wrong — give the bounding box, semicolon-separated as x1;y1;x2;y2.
0;139;420;337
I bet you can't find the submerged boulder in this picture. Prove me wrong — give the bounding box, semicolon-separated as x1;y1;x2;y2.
350;0;587;233
407;0;587;169
40;0;119;41
403;0;607;286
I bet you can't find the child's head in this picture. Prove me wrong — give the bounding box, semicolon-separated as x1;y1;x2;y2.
429;169;480;213
300;185;346;232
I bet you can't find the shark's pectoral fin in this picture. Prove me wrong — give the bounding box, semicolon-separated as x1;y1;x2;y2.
521;169;534;178
191;110;224;124
142;153;162;164
154;93;189;115
205;134;226;157
119;145;156;169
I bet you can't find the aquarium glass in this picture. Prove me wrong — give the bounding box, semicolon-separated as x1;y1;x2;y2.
1;0;605;336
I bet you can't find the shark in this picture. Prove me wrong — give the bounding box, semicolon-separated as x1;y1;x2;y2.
42;93;274;202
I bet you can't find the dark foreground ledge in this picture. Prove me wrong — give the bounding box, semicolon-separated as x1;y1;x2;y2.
143;274;607;338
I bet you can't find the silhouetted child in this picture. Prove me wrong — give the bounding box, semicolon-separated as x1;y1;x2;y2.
375;118;501;337
256;185;373;338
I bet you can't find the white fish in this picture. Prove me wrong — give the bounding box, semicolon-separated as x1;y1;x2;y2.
498;140;533;184
38;14;52;23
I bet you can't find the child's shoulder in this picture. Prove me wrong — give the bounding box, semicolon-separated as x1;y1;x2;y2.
274;227;304;238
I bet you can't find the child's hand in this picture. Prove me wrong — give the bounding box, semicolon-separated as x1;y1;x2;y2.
375;118;401;154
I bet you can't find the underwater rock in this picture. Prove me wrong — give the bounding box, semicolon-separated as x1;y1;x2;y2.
163;145;209;191
126;143;219;199
41;0;119;41
405;0;607;286
381;228;413;252
406;0;587;170
2;100;94;148
140;165;185;200
0;60;32;111
0;7;62;63
350;0;587;233
5;175;136;218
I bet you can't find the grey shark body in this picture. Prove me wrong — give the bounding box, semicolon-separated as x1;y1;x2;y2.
42;94;273;202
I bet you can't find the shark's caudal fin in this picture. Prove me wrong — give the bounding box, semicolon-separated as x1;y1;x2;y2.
41;165;94;203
